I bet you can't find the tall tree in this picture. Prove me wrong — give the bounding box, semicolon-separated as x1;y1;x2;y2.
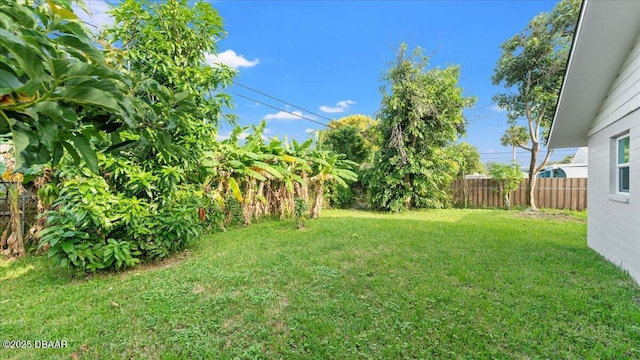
320;115;378;208
321;114;378;165
500;125;529;163
368;43;475;211
451;142;485;179
102;0;235;181
492;0;580;209
449;142;485;209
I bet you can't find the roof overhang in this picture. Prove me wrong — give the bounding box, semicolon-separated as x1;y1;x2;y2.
548;0;640;149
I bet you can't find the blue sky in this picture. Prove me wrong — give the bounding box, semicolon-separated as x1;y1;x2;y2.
78;0;579;165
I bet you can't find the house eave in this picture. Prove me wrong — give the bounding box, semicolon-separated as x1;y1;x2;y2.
548;0;640;149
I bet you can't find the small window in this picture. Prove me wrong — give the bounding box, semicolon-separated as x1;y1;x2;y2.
617;134;630;193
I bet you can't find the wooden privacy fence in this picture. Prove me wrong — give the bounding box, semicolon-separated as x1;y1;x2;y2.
451;178;587;210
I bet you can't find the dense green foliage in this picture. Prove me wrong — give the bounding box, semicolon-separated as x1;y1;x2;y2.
3;209;640;359
492;0;580;209
450;142;485;178
487;163;523;210
31;0;233;271
103;0;233;110
0;0;132;171
368;44;475;211
321;115;378;165
102;0;235;180
2;0;346;271
321;115;378;208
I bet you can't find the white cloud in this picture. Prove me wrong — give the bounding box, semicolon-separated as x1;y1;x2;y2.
72;0;114;33
205;50;259;69
305;128;316;134
263;110;315;121
319;100;356;113
217;131;249;141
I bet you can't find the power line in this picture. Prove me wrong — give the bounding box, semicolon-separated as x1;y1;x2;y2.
229;91;330;128
477;149;576;155
232;81;334;123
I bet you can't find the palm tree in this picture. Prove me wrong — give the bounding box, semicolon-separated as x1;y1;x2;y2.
500;125;529;163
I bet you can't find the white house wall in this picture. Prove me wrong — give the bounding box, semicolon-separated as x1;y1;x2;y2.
587;32;640;283
589;33;640;138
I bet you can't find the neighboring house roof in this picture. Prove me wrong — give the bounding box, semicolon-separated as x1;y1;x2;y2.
571;147;588;164
548;0;640;149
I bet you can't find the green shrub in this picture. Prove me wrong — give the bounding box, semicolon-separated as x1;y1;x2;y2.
38;167;209;272
294;198;309;229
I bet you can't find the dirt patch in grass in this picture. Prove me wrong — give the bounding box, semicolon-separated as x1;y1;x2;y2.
512;209;585;222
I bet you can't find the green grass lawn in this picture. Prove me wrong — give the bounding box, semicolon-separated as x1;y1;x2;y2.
1;209;639;359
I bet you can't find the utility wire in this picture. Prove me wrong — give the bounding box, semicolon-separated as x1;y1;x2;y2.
232;81;334;123
477;149;575;155
229;91;330;128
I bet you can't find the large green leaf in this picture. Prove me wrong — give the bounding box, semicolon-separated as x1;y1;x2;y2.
0;28;44;81
228;177;243;203
37;121;59;150
57;86;121;113
71;135;98;173
243;168;267;182
54;35;103;61
0;69;23;95
46;0;78;20
60;241;75;254
60;139;80;164
11;127;30;169
251;161;283;179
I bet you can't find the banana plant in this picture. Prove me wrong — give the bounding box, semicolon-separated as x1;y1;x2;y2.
308;150;358;218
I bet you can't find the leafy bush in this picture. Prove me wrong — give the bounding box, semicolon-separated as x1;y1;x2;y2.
293;198;309;229
38;164;210;272
326;182;355;208
38;176;137;272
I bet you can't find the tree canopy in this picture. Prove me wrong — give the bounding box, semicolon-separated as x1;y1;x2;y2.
500;125;529;163
492;0;580;209
321;114;378;166
451;142;485;179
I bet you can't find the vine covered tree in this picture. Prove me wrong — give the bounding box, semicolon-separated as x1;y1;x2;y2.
368;43;475;211
492;0;580;209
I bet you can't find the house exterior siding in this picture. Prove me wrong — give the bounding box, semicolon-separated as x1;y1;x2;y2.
587;32;640;283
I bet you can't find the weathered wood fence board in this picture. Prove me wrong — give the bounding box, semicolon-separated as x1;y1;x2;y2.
451;178;587;210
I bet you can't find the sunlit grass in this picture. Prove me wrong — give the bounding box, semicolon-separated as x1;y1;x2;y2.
1;209;639;359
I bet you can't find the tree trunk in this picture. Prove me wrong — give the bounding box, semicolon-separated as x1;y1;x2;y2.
403;173;412;210
2;183;25;258
512;145;517;163
503;192;511;210
463;179;469;208
26;169;53;246
242;179;255;225
527;143;539;210
310;181;324;219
